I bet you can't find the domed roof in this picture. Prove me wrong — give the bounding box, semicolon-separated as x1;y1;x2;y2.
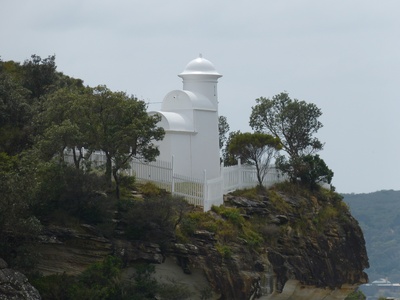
179;54;221;76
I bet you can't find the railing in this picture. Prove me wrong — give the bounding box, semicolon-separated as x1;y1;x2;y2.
64;151;285;211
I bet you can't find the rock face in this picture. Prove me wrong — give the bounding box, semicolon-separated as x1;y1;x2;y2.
35;224;113;275
32;189;368;300
0;258;41;300
164;192;369;300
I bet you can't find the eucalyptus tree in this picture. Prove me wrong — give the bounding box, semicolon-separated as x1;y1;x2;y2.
85;86;165;198
227;132;281;187
250;92;323;159
250;92;333;188
34;87;90;167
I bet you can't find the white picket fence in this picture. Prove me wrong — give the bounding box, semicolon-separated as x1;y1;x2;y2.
128;156;285;211
65;152;285;211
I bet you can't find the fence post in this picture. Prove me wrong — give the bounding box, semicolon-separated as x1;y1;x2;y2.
203;169;207;212
171;155;175;195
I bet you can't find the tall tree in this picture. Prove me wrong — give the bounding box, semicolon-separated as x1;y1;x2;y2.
86;86;165;198
227;132;281;187
0;68;32;154
34;87;90;168
249;92;332;187
250;92;323;159
22;54;57;100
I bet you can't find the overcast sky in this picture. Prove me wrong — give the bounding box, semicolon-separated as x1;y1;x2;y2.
1;0;399;194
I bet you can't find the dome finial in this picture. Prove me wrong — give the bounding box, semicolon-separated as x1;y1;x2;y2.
199;53;203;58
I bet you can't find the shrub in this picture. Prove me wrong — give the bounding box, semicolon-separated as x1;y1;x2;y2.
32;162;111;224
120;195;191;245
138;182;162;197
216;243;233;259
212;206;245;227
230;187;261;200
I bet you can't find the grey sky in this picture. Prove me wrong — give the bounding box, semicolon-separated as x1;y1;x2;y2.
2;0;399;193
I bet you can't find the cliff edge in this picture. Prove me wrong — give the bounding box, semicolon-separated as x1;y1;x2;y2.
32;185;368;300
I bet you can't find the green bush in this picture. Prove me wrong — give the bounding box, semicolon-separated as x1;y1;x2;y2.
230;187;261;200
32;162;111;224
137;182;162;197
345;289;366;300
212;206;245;227
120;195;191;245
216;243;232;259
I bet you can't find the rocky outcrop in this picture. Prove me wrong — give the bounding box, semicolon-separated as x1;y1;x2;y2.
162;192;369;300
35;224;113;275
32;189;368;300
0;258;41;300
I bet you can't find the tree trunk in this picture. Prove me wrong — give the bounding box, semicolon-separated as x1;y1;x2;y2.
105;152;112;187
112;168;120;199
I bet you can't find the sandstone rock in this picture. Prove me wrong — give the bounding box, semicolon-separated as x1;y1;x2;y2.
0;259;41;300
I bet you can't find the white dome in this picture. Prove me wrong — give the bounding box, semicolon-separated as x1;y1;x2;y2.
179;55;221;76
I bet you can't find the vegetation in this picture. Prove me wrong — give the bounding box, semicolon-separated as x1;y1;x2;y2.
31;256;192;300
218;115;230;150
0;54;165;267
345;290;366;300
226;132;281;187
249;92;333;189
1;54;360;298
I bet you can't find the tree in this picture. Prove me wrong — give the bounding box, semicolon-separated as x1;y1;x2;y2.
250;92;323;159
0;152;42;268
249;92;330;186
34;87;91;168
21;54;57;100
227;132;281;187
85;86;165;198
0;62;32;154
218;115;230;149
276;154;333;190
222;130;241;166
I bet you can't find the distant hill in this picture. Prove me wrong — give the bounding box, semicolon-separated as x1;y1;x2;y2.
343;190;400;283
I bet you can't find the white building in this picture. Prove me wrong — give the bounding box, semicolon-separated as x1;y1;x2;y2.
149;55;222;181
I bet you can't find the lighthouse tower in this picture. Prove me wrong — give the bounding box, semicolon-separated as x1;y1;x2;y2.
150;55;222;180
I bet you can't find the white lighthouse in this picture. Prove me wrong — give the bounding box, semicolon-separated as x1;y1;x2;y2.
149;55;222;180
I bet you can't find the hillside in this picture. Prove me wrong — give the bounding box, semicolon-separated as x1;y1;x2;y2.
343;190;400;283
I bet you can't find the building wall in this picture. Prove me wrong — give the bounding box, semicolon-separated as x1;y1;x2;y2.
191;109;220;179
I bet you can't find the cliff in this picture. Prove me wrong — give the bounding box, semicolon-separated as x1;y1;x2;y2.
31;186;368;300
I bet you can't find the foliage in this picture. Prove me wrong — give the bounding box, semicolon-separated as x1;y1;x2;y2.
230;186;263;200
222;130;241;166
21;54;58;100
119;195;191;245
179;205;263;253
227;132;281;187
32;258;192;300
345;289;366;300
276;154;334;189
83;85;165;198
0;151;42;269
218;115;230;151
250;92;323;158
215;244;233;259
0;67;32;155
32;162;111;225
249;92;331;187
34;86;90;167
137;182;163;197
212;206;245;227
